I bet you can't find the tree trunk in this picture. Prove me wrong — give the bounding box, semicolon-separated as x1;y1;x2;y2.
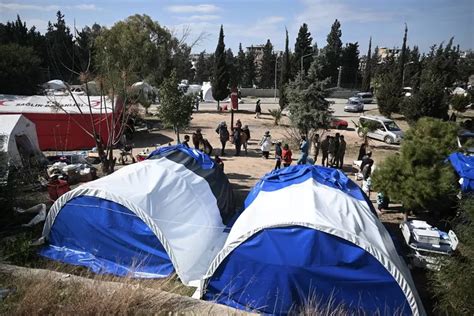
230;108;234;130
217;100;220;111
175;126;181;144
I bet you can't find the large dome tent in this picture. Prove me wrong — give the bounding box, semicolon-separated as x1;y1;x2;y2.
201;165;424;315
41;145;235;284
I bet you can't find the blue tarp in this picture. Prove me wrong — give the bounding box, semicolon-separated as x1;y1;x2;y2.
245;165;367;208
40;196;174;277
147;144;215;169
448;152;474;192
204;226;409;315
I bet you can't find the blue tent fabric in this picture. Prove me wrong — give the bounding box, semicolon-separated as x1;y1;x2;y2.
245;165;366;208
448;152;474;192
40;196;174;277
204;226;409;315
147;144;215;169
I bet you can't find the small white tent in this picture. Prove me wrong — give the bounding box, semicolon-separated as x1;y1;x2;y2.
0;114;43;168
201;82;215;102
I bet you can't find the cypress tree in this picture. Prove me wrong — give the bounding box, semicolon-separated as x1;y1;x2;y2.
293;23;313;76
279;28;291;109
258;39;275;88
324;19;343;85
362;37;372;91
243;47;256;87
212;25;229;110
236;43;246;87
399;23;408;88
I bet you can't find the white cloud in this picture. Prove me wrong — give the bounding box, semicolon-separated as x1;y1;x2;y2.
177;14;221;22
26;18;49;33
167;4;220;14
0;2;99;12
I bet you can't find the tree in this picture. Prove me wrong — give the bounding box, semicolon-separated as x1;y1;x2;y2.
376;70;402;117
159;70;195;143
429;195;474;314
258;39;275;88
340;42;360;88
450;94;471;114
372;118;459;215
171;42;194;82
0;43;42;94
292;23;313;76
322;19;343;85
194;51;212;84
94;14;174;87
243;48;256;88
424;38;460;89
285;65;331;136
236;43;246;87
401;72;448;122
361;37;372;91
398;24;408;87
45;11;75;82
279;28;291;109
211;25;229;110
226;48;238;88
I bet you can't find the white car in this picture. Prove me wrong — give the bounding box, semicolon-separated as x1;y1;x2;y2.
344;98;364;112
356;92;373;104
358;115;404;144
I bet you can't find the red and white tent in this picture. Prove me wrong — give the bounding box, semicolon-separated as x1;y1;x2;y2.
0;95;122;151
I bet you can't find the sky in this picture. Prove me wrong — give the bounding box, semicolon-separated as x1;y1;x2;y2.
1;0;473;55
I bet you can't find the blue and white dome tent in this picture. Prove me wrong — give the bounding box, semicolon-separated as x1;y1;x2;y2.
41;145;235;284
201;165;424;315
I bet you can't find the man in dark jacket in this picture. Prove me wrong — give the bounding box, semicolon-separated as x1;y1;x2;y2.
192;128;203;149
215;121;230;155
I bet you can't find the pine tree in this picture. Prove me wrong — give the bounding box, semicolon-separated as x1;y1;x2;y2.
226;48;238;88
340;42;360;88
399;23;408;87
323;19;343;85
361;37;372;91
194;51;211;84
212;25;229;109
243;47;256;87
279;28;291;109
293;23;313;76
236;43;246;87
258;39;275;88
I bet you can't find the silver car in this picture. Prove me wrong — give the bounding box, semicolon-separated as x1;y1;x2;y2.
358;115;404;144
344;98;364;112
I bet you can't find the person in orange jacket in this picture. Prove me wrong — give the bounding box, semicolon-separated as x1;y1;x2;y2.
282;144;293;167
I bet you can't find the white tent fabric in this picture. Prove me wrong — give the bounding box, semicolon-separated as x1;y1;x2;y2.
42;157;230;284
203;175;424;315
0;114;42;167
201;82;215;102
43;79;67;90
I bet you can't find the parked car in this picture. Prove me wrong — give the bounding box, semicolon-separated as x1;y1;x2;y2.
358;115;404;144
355;92;373;104
330;117;348;129
344;98;364;112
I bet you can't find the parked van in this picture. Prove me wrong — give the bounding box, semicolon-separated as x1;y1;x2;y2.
358;115;404;144
356;92;373;104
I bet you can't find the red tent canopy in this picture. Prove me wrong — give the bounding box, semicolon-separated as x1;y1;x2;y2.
0;95;123;150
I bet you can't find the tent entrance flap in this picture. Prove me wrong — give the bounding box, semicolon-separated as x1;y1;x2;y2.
204;226;409;315
40;196;174;278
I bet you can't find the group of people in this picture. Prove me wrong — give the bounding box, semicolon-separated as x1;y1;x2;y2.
215;119;251;157
314;133;347;169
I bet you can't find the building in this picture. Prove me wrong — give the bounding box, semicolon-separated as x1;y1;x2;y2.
378;47;401;61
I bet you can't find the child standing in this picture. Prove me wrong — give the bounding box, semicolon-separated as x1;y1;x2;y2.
282;144;292;167
274;141;282;170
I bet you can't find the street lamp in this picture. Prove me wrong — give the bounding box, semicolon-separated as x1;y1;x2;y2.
300;52;315;75
402;61;415;88
274;53;282;101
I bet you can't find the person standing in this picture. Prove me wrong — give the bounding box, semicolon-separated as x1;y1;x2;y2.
274;141;282;170
260;131;272;159
328;136;336;167
336;135;346;169
192;128;203;150
297;135;309;165
233;126;242;156
358;143;367;161
332;133;340;166
215;121;230;156
182;135;190;148
321;135;330;167
313;134;321;164
235;119;243;129
255;99;262;118
242;125;251;155
362;161;373;198
201;139;213;155
282;144;293;167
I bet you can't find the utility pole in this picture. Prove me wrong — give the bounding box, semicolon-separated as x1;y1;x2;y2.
337;66;343;88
